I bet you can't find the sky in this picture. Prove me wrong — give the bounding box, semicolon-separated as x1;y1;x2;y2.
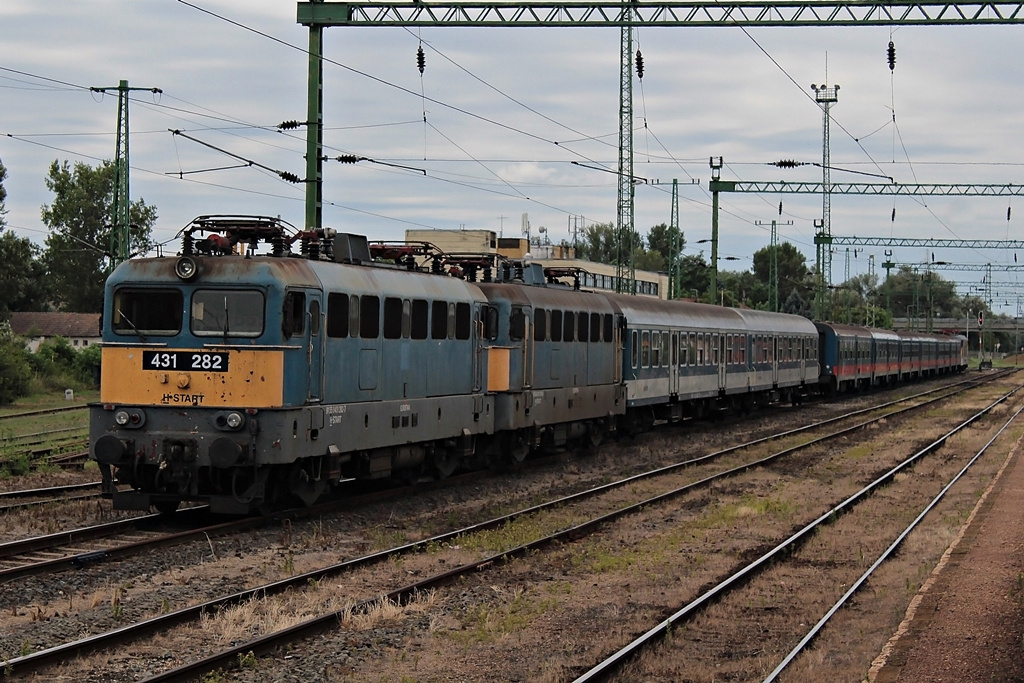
3;1;1024;314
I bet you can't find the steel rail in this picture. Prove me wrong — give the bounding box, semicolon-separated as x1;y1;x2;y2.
129;374;1005;682
1;372;996;676
573;383;1021;682
0;481;101;501
762;397;1024;682
0;405;88;422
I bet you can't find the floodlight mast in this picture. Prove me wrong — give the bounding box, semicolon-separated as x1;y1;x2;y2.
297;0;1024;300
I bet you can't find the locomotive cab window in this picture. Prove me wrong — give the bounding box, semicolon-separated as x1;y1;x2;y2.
193;289;265;338
112;288;183;336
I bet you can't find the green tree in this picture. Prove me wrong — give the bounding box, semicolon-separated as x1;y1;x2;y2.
677;253;710;300
41;159;157;312
578;221;643;266
0;157;6;219
752;242;812;305
0;233;50;319
0;158;50;319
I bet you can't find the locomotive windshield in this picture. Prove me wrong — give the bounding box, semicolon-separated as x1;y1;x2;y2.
191;289;265;337
112;288;183;336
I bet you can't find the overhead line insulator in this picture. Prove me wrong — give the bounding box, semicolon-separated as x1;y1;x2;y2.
635;50;644;79
417;45;426;74
887;40;896;71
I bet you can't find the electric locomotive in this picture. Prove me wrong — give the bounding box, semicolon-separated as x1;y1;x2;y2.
91;216;502;513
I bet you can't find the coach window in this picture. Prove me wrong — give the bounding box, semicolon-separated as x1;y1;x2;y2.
641;330;651;367
383;297;403;339
603;314;613;343
411;299;428;340
359;295;380;338
551;310;563;342
696;333;704;365
431;300;447;340
650;331;660;367
534;308;547;341
712;334;720;365
326;293;349;338
563;311;575;342
741;335;747;364
589;313;600;342
631;330;639;368
455;302;471;340
578;311;589;342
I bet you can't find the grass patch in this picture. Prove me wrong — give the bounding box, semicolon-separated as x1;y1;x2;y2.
451;588;559;644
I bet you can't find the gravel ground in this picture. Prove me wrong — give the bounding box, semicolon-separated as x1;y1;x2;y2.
871;414;1024;682
6;376;1020;682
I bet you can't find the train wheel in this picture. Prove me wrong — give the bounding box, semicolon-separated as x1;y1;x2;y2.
432;449;459;479
154;500;179;515
502;431;530;464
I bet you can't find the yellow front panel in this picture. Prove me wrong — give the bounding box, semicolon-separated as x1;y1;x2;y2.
100;347;285;408
487;347;511;392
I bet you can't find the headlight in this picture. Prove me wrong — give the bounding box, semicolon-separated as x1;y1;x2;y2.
112;408;145;428
174;256;199;280
214;411;246;431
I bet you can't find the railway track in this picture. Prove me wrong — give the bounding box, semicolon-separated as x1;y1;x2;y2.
0;481;101;514
575;385;1024;681
2;370;1011;679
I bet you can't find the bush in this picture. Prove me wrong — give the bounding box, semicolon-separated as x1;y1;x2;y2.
29;336;99;391
0;325;32;405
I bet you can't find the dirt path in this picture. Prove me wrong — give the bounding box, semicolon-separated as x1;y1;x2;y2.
871;428;1024;682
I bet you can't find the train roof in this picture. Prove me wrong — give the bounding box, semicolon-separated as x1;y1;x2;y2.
731;308;818;335
609;295;746;331
476;282;621;313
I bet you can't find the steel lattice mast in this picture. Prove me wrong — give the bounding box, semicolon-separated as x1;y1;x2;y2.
90;80;161;268
616;8;636;293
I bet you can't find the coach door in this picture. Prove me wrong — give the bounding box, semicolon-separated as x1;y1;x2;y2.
307;292;323;402
670;331;679;396
718;333;727;391
772;335;779;385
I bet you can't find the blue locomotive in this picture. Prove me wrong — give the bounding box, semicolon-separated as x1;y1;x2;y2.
89;216;966;514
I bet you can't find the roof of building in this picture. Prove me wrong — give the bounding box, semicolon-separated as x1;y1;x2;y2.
9;312;101;338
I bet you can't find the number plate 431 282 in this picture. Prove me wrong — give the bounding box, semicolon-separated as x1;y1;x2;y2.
142;351;230;372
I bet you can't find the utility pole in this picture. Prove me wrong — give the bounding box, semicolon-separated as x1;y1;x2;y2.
811;82;838;321
755;218;792;312
709;157;723;305
90;80;161;268
669;179;680;300
615;9;637;294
